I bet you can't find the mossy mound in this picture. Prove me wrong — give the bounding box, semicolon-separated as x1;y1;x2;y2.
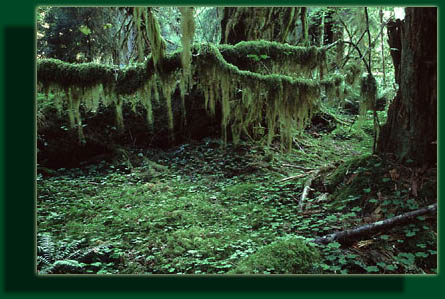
228;236;320;274
325;154;436;215
326;154;389;211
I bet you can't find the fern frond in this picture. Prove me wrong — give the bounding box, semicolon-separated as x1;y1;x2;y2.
38;233;55;264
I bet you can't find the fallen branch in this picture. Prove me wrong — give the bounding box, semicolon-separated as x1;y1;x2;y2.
313;203;437;245
319;104;353;126
280;173;307;182
282;164;315;171
299;169;321;210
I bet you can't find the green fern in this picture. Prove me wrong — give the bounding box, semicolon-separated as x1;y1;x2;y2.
37;233;115;274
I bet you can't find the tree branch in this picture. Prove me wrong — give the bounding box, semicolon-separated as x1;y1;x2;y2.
313;203;437;245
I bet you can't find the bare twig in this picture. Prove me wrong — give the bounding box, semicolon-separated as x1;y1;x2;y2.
282;164;315;171
280;173;308;182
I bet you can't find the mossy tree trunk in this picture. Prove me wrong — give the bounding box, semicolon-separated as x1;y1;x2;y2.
220;7;300;44
377;8;437;166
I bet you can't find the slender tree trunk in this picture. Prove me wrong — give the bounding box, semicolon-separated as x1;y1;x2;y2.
377;8;437;166
319;10;325;47
301;7;309;46
380;8;386;86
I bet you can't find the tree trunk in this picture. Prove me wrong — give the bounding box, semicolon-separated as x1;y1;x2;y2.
220;7;300;44
301;7;309;46
380;8;386;86
377;8;437;166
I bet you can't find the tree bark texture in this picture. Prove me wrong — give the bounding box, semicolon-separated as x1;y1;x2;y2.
377;8;437;166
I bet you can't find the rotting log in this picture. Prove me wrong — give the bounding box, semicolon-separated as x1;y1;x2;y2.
313;203;437;245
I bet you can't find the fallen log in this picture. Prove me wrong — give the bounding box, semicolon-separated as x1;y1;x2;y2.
312;203;437;245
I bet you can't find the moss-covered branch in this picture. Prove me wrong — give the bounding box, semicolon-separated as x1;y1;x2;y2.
37;40;346;149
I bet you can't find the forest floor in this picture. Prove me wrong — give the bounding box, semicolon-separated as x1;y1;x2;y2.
37;109;437;275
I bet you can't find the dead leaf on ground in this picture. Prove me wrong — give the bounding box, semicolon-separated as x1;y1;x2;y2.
371;206;382;220
389;168;400;181
354;239;374;248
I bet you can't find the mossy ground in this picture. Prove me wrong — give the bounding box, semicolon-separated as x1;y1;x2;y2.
37;107;437;275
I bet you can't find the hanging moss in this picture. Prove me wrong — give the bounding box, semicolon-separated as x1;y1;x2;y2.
344;62;362;86
144;8;166;71
138;80;154;128
114;96;124;132
161;75;178;142
37;39;344;149
321;74;345;100
83;84;103;113
195;43;333;150
64;87;85;143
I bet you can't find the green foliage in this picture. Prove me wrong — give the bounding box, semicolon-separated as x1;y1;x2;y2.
36;7;435;275
37;233;121;274
229;236;320;274
246;54;270;62
38;7;118;63
37;119;436;274
79;25;92;35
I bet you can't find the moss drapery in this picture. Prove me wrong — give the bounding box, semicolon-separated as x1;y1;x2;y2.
37;40;346;148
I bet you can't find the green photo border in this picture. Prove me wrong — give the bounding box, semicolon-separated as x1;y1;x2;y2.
0;0;442;298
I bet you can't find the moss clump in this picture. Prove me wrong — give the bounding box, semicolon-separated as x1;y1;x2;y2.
229;236;320;274
37;58;115;90
219;40;326;76
114;60;155;95
326;154;393;211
